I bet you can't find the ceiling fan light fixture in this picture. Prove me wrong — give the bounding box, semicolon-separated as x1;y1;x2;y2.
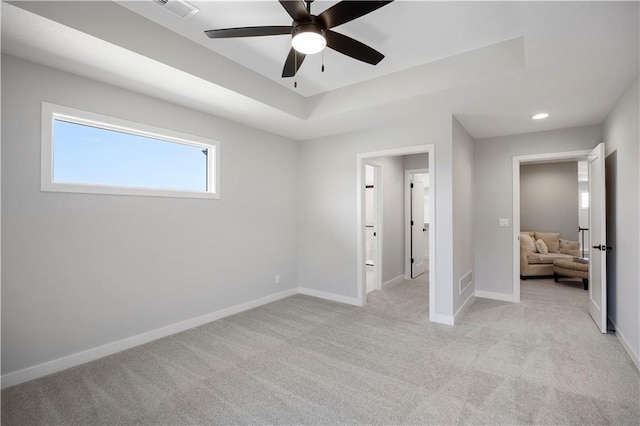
292;24;326;54
204;0;394;78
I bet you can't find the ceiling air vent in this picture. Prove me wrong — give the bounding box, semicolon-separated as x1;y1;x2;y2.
152;0;199;19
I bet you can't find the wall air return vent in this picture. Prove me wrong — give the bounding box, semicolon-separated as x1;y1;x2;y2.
459;270;473;294
152;0;199;19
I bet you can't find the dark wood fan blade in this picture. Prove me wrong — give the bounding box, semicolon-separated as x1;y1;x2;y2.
282;47;307;77
326;30;384;65
205;26;292;39
279;0;310;21
319;1;393;29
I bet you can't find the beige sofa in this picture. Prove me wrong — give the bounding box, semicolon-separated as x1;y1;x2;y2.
520;231;580;279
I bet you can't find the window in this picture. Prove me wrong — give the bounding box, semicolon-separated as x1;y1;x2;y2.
41;102;219;199
580;191;589;209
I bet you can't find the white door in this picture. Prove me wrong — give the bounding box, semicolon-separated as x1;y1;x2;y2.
411;176;426;278
588;143;607;333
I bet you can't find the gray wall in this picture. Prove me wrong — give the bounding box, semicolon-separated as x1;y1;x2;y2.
474;125;602;297
403;153;429;171
1;56;300;375
603;77;639;366
452;118;475;313
520;162;579;241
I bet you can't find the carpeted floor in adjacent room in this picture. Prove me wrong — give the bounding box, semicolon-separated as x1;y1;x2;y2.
2;274;639;425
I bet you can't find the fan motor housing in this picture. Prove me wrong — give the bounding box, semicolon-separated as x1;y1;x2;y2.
292;15;326;38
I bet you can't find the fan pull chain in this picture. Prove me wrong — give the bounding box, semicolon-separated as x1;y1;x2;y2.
322;48;325;72
294;50;298;88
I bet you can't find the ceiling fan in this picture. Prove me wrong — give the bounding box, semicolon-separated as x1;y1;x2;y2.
204;0;394;78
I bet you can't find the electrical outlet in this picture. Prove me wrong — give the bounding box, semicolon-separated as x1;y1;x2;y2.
274;275;280;284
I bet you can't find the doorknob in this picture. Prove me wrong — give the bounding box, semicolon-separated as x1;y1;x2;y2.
592;244;612;251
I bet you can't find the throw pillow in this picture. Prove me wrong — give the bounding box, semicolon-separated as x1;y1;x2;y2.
520;233;537;253
535;232;560;253
535;239;549;254
559;238;580;256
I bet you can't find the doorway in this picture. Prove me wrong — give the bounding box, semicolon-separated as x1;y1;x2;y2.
512;145;608;332
356;145;436;321
405;170;429;279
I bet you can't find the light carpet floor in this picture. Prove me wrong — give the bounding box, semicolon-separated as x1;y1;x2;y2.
2;275;639;425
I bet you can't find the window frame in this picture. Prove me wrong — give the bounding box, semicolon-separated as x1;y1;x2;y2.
41;102;220;199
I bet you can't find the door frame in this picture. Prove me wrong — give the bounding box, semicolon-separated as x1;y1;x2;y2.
365;161;383;292
512;149;591;302
356;145;435;316
405;168;429;279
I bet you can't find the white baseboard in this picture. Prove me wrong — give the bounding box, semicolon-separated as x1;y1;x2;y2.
0;288;298;389
454;293;476;323
608;316;640;371
475;290;519;303
298;287;362;306
382;274;404;290
429;312;454;326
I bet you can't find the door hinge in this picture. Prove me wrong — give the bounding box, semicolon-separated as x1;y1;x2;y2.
411;220;414;226
410;183;414;188
411;258;414;263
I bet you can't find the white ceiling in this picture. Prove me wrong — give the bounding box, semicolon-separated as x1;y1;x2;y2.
2;1;639;141
117;0;524;97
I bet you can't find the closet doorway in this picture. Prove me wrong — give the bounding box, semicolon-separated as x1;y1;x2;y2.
406;170;429;279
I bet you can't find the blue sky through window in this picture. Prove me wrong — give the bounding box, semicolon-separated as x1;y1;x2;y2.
53;120;208;192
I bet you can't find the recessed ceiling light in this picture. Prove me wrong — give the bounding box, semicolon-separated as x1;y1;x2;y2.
531;113;550;120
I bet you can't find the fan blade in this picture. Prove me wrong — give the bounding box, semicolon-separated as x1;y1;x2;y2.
279;0;310;21
319;1;393;29
326;30;384;65
205;26;292;39
282;48;307;77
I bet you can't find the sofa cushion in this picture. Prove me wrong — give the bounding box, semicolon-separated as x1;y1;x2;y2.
527;252;573;264
559;238;580;256
535;239;549;254
535;232;560;253
520;233;537;253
